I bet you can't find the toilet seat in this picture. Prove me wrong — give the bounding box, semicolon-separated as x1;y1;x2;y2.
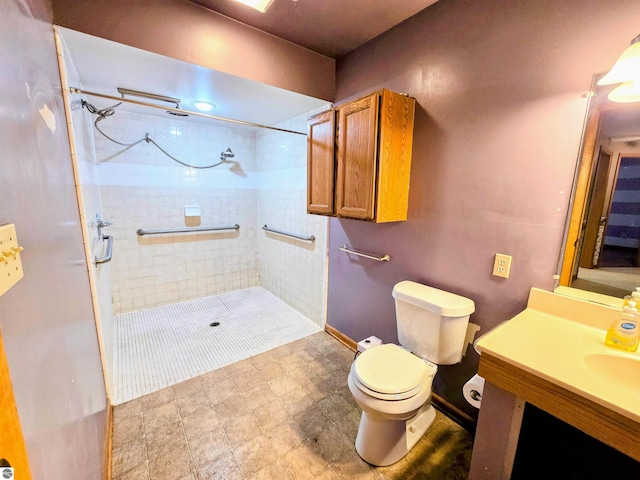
352;344;437;401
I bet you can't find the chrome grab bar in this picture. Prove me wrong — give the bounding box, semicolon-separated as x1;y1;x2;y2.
136;224;240;237
262;225;315;242
339;245;390;262
95;235;113;265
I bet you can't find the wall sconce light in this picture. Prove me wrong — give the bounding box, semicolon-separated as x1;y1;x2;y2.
608;80;640;103
598;33;640;103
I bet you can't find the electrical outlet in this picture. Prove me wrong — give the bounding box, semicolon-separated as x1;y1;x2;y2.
493;253;512;278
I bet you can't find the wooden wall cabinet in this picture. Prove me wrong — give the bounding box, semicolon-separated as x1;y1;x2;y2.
307;88;415;223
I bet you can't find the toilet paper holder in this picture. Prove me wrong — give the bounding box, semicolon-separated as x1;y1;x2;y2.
463;373;485;409
468;388;482;402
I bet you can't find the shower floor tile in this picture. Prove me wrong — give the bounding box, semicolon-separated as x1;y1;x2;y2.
112;287;323;404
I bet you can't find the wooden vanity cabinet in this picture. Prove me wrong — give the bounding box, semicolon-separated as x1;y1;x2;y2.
307;88;415;223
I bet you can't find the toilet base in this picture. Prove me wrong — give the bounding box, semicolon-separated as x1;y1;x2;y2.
354;403;437;466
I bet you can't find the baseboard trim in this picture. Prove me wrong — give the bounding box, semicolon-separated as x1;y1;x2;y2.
323;324;477;432
104;398;113;480
324;324;357;351
432;392;476;433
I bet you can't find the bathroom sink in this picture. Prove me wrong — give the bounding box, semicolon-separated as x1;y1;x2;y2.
476;288;640;464
584;353;640;396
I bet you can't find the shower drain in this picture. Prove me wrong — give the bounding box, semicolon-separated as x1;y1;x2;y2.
209;322;220;327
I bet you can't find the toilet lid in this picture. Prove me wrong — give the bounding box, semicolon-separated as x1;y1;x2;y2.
353;344;432;395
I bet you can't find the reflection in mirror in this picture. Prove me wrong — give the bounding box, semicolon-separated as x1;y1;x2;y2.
559;76;640;298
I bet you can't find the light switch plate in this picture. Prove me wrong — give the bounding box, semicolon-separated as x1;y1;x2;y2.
0;224;24;296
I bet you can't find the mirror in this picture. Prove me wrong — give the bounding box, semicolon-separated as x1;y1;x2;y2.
559;75;640;299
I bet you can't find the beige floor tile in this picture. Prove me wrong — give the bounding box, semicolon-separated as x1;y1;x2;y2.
293;405;333;437
233;369;266;393
112;437;147;478
285;364;311;384
188;426;231;468
313;469;340;480
270;343;293;360
317;393;354;422
312;424;353;464
111;334;474;480
176;389;211;418
269;374;302;397
172;376;204;399
281;440;329;480
253;402;289;431
205;378;237;405
281;387;315;417
265;420;307;457
147;442;191;480
182;407;220;441
112;413;143;447
143;401;181;433
224;413;263;449
244;383;279;411
227;357;258;377
114;399;142;423
253;359;285;382
248;349;277;367
214;394;251;424
248;460;292;480
195;451;243;480
307;357;338;376
233;434;279;478
336;408;361;444
201;367;230;387
145;420;186;460
331;450;377;480
113;462;148;480
141;387;174;412
278;352;307;372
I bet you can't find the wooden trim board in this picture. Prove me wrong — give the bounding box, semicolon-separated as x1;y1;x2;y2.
479;352;640;462
103;399;113;480
324;324;357;351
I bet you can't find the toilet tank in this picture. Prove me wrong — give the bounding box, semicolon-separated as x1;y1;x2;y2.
392;281;475;365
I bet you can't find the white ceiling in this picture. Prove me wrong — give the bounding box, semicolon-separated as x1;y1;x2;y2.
58;27;330;131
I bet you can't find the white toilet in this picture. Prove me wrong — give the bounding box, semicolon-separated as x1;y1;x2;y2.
347;280;475;466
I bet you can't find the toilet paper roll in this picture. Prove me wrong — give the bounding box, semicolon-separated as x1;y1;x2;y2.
463;374;485;409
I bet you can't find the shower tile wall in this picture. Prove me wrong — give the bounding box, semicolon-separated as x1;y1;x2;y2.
94;111;259;315
256;110;329;325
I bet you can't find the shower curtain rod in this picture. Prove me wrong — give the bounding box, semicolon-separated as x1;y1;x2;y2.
68;87;307;136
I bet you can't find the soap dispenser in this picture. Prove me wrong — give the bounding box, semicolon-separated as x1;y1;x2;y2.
605;300;640;352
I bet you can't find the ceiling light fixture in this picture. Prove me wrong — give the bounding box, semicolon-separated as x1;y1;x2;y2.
192;101;216;112
598;33;640;103
230;0;275;13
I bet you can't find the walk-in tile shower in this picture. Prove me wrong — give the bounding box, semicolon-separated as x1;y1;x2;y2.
57;27;331;402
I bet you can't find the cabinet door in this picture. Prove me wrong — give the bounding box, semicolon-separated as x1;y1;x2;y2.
336;93;379;220
307;110;335;215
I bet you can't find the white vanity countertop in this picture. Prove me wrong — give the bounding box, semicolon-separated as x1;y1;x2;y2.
476;287;640;423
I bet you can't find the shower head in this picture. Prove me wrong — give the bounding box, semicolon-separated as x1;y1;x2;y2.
220;148;235;161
